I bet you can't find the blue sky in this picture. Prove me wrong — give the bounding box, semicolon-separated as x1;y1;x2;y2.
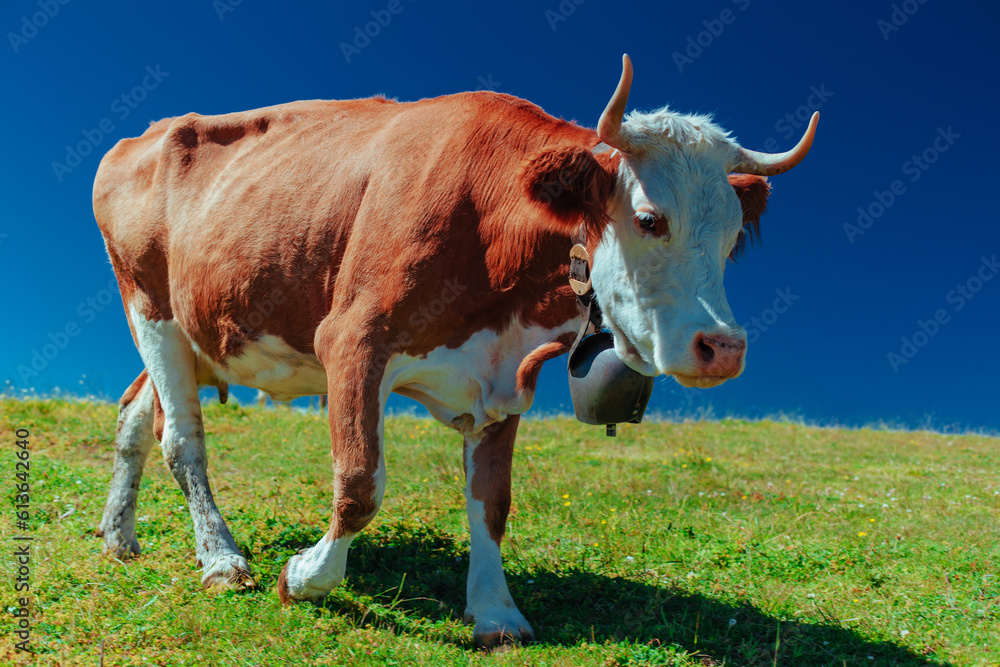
2;1;998;431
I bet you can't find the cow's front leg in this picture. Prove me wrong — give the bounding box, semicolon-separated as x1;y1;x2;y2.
463;415;534;648
277;331;388;604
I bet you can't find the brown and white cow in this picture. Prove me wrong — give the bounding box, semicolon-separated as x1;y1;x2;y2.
94;55;816;646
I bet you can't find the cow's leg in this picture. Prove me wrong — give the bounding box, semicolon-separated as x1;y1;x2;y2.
98;370;156;557
130;312;252;588
277;332;388;604
463;415;534;647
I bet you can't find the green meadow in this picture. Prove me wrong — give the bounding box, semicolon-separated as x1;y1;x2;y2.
1;398;997;666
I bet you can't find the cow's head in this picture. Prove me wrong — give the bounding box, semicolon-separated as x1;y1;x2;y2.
525;55;817;389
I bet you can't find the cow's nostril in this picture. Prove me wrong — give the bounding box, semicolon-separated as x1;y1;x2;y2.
696;335;715;364
694;333;746;376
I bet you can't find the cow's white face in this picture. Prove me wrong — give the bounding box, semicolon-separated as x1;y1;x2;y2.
587;55;817;388
592;125;747;388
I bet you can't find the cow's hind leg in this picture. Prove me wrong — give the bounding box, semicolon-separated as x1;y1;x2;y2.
463;416;534;648
98;370;156;557
131;311;253;589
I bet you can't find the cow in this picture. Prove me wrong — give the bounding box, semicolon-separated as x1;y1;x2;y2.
93;55;816;647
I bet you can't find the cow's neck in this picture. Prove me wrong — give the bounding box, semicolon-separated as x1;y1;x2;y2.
486;141;622;382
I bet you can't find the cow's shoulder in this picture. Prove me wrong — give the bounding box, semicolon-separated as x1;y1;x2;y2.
429;91;598;146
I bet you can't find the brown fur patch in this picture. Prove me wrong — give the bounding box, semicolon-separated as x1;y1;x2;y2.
728;174;771;260
276;560;292;605
315;325;389;539
469;416;520;544
118;369;149;410
521;145;614;234
332;467;379;537
515;332;576;394
152;384;165;442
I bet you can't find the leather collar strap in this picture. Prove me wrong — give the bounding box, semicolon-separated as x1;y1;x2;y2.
566;234;602;369
566;141;614;367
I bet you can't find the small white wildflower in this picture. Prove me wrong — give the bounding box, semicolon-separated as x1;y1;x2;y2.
728;619;737;628
900;629;910;637
625;556;635;562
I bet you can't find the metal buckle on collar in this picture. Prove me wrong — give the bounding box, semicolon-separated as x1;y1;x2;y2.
568;244;592;296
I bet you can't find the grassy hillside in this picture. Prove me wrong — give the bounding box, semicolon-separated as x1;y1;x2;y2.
1;398;998;666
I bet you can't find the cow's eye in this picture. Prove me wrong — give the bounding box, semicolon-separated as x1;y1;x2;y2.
634;212;669;238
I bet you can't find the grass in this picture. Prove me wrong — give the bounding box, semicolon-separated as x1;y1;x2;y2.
1;398;998;666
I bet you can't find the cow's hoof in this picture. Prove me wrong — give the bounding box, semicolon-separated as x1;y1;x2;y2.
465;607;535;649
276;555;332;605
99;528;141;559
201;554;255;590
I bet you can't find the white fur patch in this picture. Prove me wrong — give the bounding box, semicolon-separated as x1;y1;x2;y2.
200;319;574;423
386;318;578;432
198;335;328;402
463;434;532;640
128;305;202;424
283;533;354;600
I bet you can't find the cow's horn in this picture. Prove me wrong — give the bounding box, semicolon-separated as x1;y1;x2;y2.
732;112;819;176
598;54;633;151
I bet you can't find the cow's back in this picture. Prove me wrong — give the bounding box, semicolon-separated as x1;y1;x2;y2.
94;93;593;373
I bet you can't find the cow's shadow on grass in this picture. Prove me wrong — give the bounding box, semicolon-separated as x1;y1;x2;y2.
261;521;948;666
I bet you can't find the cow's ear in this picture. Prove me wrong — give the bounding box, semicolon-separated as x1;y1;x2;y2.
521;146;614;231
728;174;771;260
